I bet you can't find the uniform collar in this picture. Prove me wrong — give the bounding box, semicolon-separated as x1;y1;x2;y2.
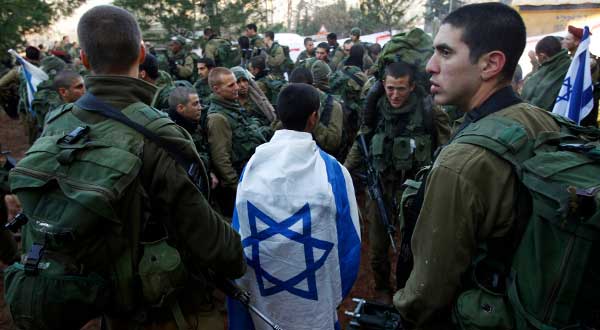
84;75;157;110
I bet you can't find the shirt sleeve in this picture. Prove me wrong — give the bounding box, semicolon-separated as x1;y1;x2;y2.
207;113;239;188
313;100;343;154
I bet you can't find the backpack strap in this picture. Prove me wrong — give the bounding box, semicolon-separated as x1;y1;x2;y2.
320;94;334;126
75;93;205;190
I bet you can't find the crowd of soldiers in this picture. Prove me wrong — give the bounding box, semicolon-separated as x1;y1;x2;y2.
1;2;600;330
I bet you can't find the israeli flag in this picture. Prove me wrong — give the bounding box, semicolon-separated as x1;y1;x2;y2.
552;26;594;124
228;130;361;330
8;49;48;118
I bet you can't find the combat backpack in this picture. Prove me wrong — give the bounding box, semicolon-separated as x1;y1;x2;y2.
447;109;600;330
375;28;433;89
215;38;241;68
5;95;208;330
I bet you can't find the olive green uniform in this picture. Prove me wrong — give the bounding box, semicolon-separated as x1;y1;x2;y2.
315;90;344;155
344;92;451;294
330;44;345;69
393;88;560;329
43;76;245;329
521;49;571;111
266;42;286;79
207;95;268;215
167;49;194;81
193;78;211;105
249;35;265;56
295;50;314;65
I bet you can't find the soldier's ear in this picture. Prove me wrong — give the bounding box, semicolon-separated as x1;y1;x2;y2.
80;50;90;70
137;43;146;65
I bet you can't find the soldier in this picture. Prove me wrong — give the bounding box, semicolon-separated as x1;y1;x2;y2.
348;28;374;71
327;33;345;69
8;6;246;329
203;28;238;68
263;31;286;79
207;67;268;216
53;69;85;104
193;58;215;103
392;4;561;327
231;66;275;128
336;40;353;70
167;36;194;81
344;62;451;304
139;53;174;111
289;67;343;157
167;87;213;181
245;23;265;56
315;42;336;71
295;37;315;64
521;36;570;111
29;55;67;137
247;56;287;108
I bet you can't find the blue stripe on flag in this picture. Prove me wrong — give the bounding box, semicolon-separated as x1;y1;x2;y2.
567;48;593;123
227;297;256;330
318;149;360;299
15;58;37;119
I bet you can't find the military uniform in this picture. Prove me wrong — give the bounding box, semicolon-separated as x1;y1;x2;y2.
314;90;344;155
265;42;286;79
193;78;211;105
329;44;345;69
344;90;451;295
521;49;571;111
151;71;175;111
255;71;287;108
393;87;560;329
249;35;265;57
35;75;246;329
295;49;314;65
168;109;211;175
207;94;268;216
167;49;194;81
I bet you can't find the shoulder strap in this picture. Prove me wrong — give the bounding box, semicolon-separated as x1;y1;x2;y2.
75;93;203;184
342;67;365;87
320;94;334;126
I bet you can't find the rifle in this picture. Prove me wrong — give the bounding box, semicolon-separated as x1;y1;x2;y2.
357;134;397;253
216;277;285;330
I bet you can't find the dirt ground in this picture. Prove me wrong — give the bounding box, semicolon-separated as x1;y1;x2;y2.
0;111;388;329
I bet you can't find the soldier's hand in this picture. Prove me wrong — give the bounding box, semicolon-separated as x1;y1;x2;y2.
210;172;219;189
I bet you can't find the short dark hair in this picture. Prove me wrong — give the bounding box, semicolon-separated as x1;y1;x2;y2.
277;83;320;131
369;43;382;55
249;56;266;72
327;33;337;40
198;57;216;69
316;42;329;52
443;2;526;81
265;31;275;40
304;37;313;46
383;62;416;84
168;87;196;111
53;70;82;92
238;36;250;49
289;67;313;85
346;45;365;68
25;46;41;61
139;53;159;80
77;5;141;74
203;28;214;37
246;24;257;32
535;36;562;57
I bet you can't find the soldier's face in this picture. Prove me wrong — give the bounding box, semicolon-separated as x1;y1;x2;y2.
169;42;182;53
316;47;328;61
179;93;202;122
426;24;482;110
562;33;580;52
245;28;256;37
306;41;315;54
384;75;415;108
215;73;239;101
198;63;210;79
238;78;249;96
343;44;351;55
60;76;85;103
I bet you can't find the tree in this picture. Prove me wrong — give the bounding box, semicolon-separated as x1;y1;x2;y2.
0;0;85;58
359;0;418;35
114;0;267;39
424;0;464;34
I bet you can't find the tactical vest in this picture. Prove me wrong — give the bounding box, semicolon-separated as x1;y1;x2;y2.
208;103;267;173
370;95;433;172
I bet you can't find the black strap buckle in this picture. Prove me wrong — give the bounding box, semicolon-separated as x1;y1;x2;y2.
24;243;45;275
58;126;89;145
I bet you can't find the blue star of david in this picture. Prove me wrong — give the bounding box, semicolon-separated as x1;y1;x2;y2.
242;201;334;300
556;77;572;103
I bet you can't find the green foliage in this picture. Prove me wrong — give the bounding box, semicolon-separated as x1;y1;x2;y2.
295;0;362;36
0;0;84;59
114;0;266;39
359;0;417;34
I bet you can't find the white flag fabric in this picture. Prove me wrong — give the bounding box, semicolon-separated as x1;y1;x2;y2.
228;130;361;330
8;49;48;118
552;26;594;124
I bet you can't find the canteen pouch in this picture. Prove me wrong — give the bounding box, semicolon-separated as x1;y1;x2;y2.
392;136;412;171
370;133;388;172
453;288;514;330
138;238;187;306
414;135;432;164
4;260;109;330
